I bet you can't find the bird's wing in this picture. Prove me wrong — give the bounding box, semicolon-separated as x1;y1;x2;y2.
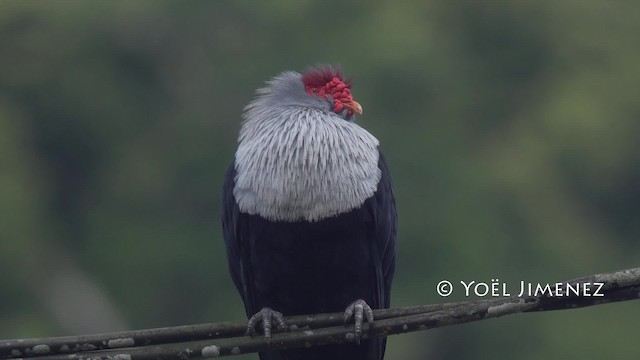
221;161;258;317
366;150;397;360
372;150;398;309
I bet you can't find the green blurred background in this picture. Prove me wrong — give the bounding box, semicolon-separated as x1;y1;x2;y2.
1;1;639;359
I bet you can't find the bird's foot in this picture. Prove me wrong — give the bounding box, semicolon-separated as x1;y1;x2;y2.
344;299;374;344
246;307;287;343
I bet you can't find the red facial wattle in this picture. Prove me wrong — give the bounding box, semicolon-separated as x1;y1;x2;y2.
302;72;363;117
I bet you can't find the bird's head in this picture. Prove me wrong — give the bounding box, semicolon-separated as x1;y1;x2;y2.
243;65;363;125
301;65;363;120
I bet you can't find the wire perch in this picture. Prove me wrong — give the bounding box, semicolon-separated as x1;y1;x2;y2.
1;267;639;359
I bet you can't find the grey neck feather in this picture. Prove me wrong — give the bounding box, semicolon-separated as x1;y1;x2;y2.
233;71;381;222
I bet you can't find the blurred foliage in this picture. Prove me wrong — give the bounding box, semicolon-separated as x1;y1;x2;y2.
1;1;639;359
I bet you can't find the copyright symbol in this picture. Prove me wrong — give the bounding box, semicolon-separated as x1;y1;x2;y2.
437;280;453;297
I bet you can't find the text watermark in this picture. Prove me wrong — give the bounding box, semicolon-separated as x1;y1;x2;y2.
436;279;605;298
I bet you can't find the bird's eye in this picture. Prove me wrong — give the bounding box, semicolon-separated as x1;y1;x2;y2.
312;88;318;93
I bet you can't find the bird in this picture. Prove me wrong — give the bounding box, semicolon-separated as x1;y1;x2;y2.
221;64;397;360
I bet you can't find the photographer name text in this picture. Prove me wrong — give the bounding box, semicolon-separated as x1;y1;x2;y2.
436;279;605;297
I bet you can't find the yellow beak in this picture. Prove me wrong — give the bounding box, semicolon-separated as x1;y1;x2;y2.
344;100;363;115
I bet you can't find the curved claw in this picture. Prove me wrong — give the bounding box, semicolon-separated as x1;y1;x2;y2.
344;299;374;344
246;307;287;342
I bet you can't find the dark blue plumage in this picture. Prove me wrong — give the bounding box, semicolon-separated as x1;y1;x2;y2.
221;66;397;360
